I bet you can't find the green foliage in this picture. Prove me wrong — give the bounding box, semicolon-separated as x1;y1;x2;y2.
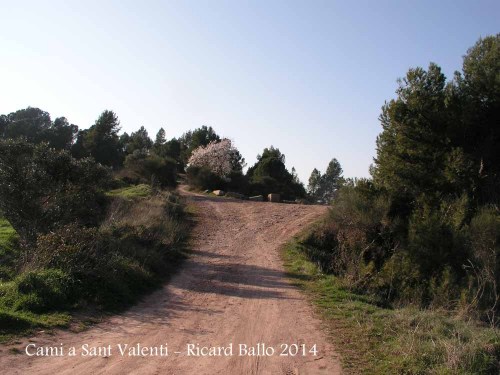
124;151;177;188
1;269;73;313
107;184;152;198
179;125;220;165
0;309;70;342
0;193;188;319
303;178;500;316
186;166;226;191
296;35;500;322
0;107;78;150
124;126;153;154
284;238;500;374
307;168;321;199
0;217;17;250
374;34;500;207
0;139;111;244
154;127;166;148
0;107;191;338
304;181;392;278
72;110;124;167
373;63;450;203
308;158;344;203
0;217;19;281
247;146;306;199
465;206;500;316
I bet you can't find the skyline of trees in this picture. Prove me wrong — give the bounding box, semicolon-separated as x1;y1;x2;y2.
0;107;340;190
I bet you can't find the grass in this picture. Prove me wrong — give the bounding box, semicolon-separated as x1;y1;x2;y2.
1;216;71;342
0;216;19;281
106;183;152;198
0;309;70;343
0;217;17;251
282;237;500;374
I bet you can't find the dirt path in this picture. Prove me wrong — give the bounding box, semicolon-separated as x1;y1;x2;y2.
0;189;341;374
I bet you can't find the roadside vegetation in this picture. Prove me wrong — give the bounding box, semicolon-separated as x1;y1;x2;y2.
284;237;500;374
288;34;500;373
0;110;190;342
0;188;188;342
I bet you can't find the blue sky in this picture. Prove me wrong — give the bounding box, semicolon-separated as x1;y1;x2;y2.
1;1;498;182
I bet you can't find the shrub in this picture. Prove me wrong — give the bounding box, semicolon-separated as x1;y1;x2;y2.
303;183;392;280
3;192;189;312
0;269;73;313
124;151;177;188
186;165;226;190
463;206;500;320
0;139;110;245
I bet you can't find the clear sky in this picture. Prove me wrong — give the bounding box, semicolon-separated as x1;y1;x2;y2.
1;1;498;183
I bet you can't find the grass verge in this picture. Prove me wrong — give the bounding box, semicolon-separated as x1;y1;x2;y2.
106;183;152;198
283;237;500;374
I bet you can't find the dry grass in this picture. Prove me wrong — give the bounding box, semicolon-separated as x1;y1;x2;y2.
283;238;500;374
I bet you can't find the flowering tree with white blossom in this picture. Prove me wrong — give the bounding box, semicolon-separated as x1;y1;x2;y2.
188;139;244;178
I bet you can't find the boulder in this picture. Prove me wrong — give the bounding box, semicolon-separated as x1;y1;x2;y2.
213;190;225;196
249;195;264;202
267;193;281;203
226;192;246;200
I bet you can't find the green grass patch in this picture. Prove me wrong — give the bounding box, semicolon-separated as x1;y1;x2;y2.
106;184;151;198
0;308;70;343
0;217;17;250
283;239;500;374
0;217;19;282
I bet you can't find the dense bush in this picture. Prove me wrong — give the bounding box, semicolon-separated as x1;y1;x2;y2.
123;150;178;188
0;193;188;314
186;165;227;191
0;139;110;245
303;174;500;320
247;146;306;200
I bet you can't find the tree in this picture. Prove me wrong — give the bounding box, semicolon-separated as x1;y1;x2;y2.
247;146;287;181
247;146;305;199
291;167;300;184
0;107;51;143
179;125;221;165
74;110;123;167
448;34;500;203
155;128;166;147
0;139;110;245
164;138;182;161
308;168;322;199
321;159;344;202
373;63;450;205
125;126;153;154
0;107;78;150
46;117;78;150
308;159;344;203
188;139;243;177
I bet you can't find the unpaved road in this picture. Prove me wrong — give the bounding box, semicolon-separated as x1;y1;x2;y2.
0;190;341;374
